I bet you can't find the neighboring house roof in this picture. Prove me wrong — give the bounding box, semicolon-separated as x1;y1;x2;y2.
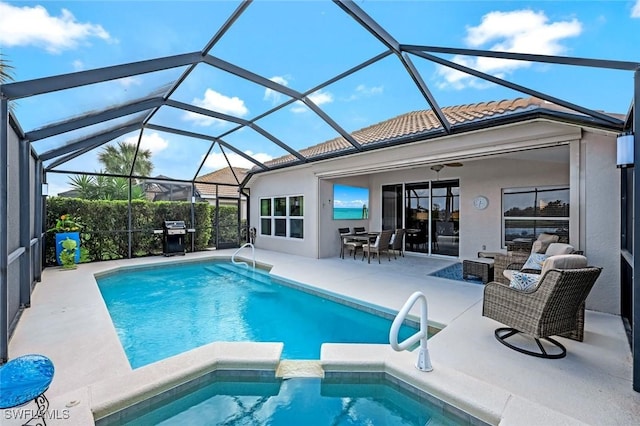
260;96;623;169
56;188;81;198
195;167;248;198
143;175;194;201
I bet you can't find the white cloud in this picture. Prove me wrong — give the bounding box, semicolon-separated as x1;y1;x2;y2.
436;9;582;90
264;76;289;104
345;84;384;101
183;89;249;126
72;60;84;71
334;199;367;208
291;89;333;113
0;1;111;54
356;84;383;96
123;132;169;154
633;0;640;18
203;150;273;170
117;76;142;88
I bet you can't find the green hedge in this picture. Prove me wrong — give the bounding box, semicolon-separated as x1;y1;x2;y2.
45;197;226;265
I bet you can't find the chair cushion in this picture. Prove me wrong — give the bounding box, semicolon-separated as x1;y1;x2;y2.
509;271;541;290
522;253;549;271
531;240;546;253
389;234;396;245
531;233;560;253
545;243;575;256
540;254;587;276
503;269;515;281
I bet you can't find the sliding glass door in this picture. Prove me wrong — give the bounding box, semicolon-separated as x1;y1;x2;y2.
382;184;403;231
404;183;430;254
382;180;459;257
431;180;459;256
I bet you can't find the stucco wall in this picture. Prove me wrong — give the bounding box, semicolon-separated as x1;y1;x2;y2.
580;131;620;314
249;165;318;258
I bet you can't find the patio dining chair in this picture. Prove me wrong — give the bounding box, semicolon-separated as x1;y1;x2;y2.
362;229;393;264
339;227;364;259
389;228;405;259
482;255;601;359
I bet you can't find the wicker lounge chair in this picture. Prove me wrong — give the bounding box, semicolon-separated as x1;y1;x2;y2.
362;230;393;264
502;243;578;282
389;228;405;259
483;258;602;359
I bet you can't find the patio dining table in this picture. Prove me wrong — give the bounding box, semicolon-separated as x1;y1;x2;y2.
347;232;381;260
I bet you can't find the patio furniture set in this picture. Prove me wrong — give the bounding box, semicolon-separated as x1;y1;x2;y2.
339;227;405;264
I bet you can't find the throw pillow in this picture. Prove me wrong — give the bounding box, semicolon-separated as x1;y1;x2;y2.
510;271;541;291
522;253;549;271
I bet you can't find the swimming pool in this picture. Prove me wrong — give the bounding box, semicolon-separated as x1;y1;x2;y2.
96;371;476;425
97;261;419;368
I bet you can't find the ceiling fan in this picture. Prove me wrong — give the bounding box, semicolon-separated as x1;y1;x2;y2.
430;162;463;179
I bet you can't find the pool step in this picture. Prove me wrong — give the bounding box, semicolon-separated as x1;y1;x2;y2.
214;262;273;285
276;360;325;379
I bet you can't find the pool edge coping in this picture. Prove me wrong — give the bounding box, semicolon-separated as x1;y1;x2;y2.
52;341;584;426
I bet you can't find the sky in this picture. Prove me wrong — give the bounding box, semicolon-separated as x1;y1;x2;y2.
1;0;639;195
333;184;369;209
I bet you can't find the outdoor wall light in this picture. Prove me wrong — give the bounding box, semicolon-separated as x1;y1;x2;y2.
616;133;635;168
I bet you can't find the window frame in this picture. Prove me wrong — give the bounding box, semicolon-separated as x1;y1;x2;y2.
501;185;570;247
259;195;304;239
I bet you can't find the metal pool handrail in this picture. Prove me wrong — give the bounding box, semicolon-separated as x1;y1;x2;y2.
389;291;433;372
231;243;255;269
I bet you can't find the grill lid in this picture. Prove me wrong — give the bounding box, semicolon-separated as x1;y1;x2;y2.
163;220;186;229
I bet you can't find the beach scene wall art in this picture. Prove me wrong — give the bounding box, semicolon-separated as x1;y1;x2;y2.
333;184;369;220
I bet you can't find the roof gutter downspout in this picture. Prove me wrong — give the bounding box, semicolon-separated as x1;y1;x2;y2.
239;173;252;244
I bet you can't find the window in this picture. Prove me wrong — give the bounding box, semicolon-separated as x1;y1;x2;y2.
259;195;304;239
260;199;271;236
502;186;569;246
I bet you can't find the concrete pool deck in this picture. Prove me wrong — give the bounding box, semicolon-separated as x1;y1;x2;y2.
4;250;639;425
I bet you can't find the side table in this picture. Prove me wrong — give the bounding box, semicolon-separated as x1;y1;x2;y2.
0;354;55;426
462;258;495;284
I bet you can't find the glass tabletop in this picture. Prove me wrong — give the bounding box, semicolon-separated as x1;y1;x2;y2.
0;354;54;409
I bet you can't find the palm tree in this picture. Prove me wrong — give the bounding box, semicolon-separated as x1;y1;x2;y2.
0;53;14;84
68;173;145;200
98;141;153;178
1;53;15;113
69;175;100;199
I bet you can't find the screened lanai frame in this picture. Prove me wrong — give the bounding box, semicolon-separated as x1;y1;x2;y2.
0;0;639;390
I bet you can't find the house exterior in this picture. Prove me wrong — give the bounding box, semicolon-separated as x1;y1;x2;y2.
245;97;622;316
196;167;248;220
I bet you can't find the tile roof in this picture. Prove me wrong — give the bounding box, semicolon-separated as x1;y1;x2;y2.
261;96;619;168
195;167;248;198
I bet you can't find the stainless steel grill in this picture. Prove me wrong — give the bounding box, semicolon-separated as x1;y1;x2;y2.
162;220;186;256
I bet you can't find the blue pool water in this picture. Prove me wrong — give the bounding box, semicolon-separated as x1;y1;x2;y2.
103;375;467;426
97;262;418;368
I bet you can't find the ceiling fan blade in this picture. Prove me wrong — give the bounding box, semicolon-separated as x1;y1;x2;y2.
444;162;463;167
